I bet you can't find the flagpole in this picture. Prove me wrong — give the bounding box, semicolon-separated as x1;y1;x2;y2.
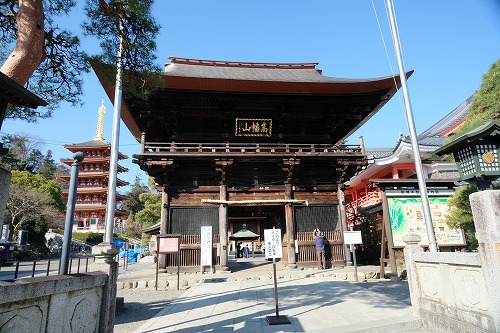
385;0;438;252
104;20;124;244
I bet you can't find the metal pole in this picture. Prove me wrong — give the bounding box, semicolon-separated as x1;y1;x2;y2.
59;152;84;275
352;245;358;282
385;0;438;252
104;21;125;244
272;258;280;318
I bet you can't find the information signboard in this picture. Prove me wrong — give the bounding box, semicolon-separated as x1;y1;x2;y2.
388;197;465;247
343;231;363;245
155;234;181;290
264;228;282;259
200;226;212;267
158;236;179;253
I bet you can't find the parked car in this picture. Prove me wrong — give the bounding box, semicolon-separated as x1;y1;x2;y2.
0;243;15;263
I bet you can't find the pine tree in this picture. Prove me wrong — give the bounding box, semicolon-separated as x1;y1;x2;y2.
38;150;58;180
1;0;159;121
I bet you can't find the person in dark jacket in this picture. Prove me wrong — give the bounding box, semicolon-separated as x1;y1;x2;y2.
236;242;241;258
314;228;326;269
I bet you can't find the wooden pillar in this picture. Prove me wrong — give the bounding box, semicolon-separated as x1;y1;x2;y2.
158;187;169;269
140;132;146;154
380;190;397;278
337;187;352;266
219;184;229;269
285;183;296;267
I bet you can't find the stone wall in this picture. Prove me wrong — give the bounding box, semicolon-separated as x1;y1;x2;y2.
0;272;107;333
404;190;500;333
411;252;494;332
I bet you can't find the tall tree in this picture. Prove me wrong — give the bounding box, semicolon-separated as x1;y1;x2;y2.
1;0;88;120
122;175;149;216
5;183;60;240
38;149;58;179
1;0;159;120
452;58;500;137
82;0;160;73
0;133;45;172
134;192;160;229
11;170;64;210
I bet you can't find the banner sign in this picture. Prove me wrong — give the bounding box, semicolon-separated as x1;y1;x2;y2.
200;226;212;266
235;118;272;137
264;228;282;259
386;189;455;197
388;197;465;247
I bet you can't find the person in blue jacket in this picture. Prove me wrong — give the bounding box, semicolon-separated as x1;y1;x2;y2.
243;244;250;258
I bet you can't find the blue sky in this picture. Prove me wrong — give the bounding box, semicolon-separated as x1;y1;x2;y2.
2;1;500;190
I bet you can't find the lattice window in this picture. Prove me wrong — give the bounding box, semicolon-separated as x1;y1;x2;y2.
170;207;219;235
457;146;475;175
476;144;499;172
294;205;339;232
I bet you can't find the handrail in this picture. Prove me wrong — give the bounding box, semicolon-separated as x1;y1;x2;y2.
140;142;363;155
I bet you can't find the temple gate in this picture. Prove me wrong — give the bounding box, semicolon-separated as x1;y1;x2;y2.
94;57;405;270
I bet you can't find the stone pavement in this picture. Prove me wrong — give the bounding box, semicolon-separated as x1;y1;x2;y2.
118;256;428;333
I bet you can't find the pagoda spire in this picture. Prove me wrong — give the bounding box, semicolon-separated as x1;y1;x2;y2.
93;100;106;142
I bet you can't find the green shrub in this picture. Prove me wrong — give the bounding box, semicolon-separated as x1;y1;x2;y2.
10;249;30;261
70;232;103;245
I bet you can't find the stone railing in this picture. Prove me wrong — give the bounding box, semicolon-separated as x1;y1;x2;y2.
0;272;108;332
403;190;500;333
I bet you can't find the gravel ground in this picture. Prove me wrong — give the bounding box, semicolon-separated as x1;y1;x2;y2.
114;288;185;333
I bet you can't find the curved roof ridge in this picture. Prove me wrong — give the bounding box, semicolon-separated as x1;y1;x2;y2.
167;56;319;69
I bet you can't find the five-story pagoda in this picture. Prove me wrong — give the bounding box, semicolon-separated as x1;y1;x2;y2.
58;101;129;233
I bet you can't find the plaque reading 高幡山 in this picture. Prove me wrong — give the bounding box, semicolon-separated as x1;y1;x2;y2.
235;118;272;137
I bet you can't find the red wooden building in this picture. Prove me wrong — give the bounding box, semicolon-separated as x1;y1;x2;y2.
58;102;129;233
344;96;471;274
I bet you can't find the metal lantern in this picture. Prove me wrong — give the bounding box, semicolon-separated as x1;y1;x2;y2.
435;120;500;190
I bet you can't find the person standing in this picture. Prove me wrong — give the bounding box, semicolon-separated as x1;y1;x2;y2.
314;228;326;269
236;242;241;258
243;244;250;258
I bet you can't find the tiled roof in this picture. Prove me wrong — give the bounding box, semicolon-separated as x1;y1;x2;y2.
365;148;394;159
366;95;473;158
0;71;47;108
64;139;109;148
415;95;473;146
165;56;395;84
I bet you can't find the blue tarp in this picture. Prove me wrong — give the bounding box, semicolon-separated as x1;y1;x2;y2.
118;247;147;262
113;239;147;262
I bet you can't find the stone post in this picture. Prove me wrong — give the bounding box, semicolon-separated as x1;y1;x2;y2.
402;232;423;315
91;243;120;333
469;189;500;332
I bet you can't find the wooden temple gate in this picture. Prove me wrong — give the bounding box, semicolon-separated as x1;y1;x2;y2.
94;56;404;271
